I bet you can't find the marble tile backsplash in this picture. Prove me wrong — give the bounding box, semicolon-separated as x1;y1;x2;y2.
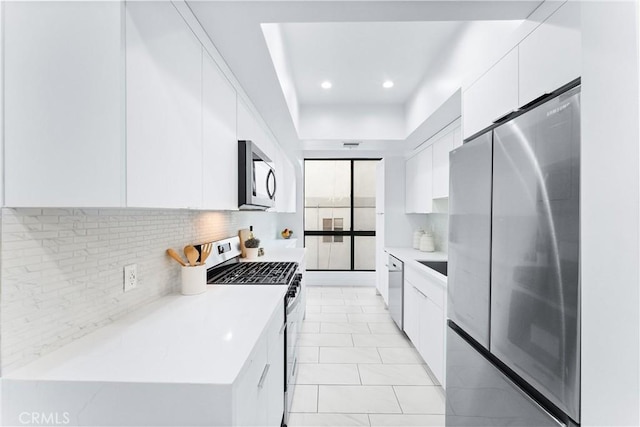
1;208;278;373
428;214;449;253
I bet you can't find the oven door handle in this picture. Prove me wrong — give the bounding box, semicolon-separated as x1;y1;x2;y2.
258;364;270;389
286;293;302;315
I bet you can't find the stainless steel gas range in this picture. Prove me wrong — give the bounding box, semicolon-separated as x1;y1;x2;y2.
198;237;304;427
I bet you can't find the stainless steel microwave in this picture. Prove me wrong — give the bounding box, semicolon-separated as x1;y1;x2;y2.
238;140;276;210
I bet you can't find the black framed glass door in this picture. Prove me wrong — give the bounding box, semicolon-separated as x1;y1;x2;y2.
304;159;378;271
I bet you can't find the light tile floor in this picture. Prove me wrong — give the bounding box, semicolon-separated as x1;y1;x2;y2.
289;286;445;427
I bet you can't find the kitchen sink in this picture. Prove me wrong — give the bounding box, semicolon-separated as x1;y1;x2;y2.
417;260;447;276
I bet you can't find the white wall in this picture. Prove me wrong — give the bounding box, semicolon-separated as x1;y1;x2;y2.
298;104;405;140
1;208;280;373
580;1;640;425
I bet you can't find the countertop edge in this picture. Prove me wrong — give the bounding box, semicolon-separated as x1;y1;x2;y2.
385;247;448;285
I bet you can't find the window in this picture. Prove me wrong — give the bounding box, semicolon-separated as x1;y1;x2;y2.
304;159;379;271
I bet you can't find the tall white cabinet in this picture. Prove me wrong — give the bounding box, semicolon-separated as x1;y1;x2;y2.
375;160;388;303
4;2;125;207
125;1;203;209
376;157;412;305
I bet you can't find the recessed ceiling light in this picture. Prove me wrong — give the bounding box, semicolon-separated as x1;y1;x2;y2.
383;80;394;89
321;81;332;89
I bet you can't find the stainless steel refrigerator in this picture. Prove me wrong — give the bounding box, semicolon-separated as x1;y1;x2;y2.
446;82;581;427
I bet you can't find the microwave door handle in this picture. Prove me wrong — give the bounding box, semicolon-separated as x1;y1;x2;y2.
267;169;276;199
252;161;257;197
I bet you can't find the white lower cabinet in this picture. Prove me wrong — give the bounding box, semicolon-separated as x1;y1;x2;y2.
403;280;420;344
403;264;447;386
417;290;445;383
233;300;284;426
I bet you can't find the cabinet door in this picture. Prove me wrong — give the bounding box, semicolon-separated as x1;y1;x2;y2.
405;147;433;214
275;150;296;213
234;334;269;426
238;99;275;159
404;155;417;213
283;156;297;213
418;293;445;385
432;133;454;199
463;48;519;139
414;146;433;213
266;323;285;426
403;281;419;344
4;1;124;207
519;2;581;105
376;216;388;304
453;126;463;150
202;51;238;210
125;2;202;208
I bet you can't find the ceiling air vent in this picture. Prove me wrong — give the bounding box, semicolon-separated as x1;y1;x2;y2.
343;141;360;149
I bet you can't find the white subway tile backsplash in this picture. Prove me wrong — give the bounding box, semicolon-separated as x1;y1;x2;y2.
1;207;280;373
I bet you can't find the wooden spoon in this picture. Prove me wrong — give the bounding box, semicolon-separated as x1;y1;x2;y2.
200;243;212;264
166;248;186;267
184;245;199;267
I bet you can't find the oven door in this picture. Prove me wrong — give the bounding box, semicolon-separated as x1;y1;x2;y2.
285;290;302;423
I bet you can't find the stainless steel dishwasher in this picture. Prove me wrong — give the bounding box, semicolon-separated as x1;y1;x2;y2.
387;254;404;329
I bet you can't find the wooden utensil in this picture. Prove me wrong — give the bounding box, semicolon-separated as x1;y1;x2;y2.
184;245;199;267
166;248;187;267
200;242;212;264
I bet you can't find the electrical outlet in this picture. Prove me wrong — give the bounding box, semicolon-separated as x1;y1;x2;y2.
124;264;137;292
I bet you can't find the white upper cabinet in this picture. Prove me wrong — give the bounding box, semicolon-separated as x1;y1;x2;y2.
405;146;433;213
432;131;455;199
202;51;238;211
463;48;519;139
4;2;124;207
125;1;202;209
519;2;581;106
404;155;417;213
453;126;463;150
274;149;296;213
237;99;275;160
463;3;581;140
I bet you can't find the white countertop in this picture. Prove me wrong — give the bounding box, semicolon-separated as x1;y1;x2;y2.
7;248;306;385
385;247;448;284
6;286;286;385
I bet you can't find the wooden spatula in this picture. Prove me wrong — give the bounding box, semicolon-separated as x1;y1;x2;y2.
184;245;199;267
166;248;187;267
200;243;212;264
